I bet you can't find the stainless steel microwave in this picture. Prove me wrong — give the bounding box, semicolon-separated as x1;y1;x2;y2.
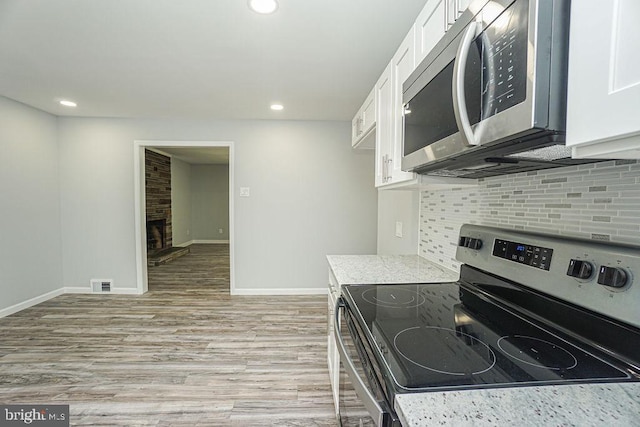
402;0;590;178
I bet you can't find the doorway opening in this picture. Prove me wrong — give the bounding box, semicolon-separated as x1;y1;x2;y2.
134;140;235;294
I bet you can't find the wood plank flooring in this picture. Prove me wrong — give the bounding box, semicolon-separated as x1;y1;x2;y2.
0;244;337;426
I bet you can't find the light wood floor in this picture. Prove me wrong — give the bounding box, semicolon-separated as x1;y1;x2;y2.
0;244;337;426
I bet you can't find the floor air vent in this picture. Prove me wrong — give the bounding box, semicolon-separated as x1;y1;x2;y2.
91;279;113;293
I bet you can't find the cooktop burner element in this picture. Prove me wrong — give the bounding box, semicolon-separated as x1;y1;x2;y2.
345;281;633;391
361;287;425;308
497;335;578;371
394;326;496;376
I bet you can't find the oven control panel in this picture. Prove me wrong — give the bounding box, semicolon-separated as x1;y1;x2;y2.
492;239;553;271
456;224;640;329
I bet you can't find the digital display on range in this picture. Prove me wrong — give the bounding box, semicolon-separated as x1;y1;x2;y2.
492;239;553;271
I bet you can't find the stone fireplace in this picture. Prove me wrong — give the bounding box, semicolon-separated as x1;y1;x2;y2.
145;149;172;254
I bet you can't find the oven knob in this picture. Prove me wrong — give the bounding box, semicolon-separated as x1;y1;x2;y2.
597;266;628;288
566;259;593;279
467;238;483;250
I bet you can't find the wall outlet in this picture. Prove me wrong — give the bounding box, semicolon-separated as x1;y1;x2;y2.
395;221;403;238
218;228;223;234
240;187;250;197
187;229;190;236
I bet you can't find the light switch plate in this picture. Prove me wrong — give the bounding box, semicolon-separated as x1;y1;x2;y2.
240;187;250;197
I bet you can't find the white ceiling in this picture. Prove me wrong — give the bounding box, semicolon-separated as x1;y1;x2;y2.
0;0;427;121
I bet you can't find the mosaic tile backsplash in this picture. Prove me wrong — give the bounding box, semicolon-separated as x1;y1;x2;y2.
419;160;640;272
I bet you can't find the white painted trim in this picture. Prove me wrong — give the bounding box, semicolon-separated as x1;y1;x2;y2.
228;143;236;296
231;287;328;296
134;143;148;294
133;140;235;295
63;286;144;295
173;240;194;247
0;288;65;318
192;239;230;244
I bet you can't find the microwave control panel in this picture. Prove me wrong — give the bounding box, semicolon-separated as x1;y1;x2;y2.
480;0;528;119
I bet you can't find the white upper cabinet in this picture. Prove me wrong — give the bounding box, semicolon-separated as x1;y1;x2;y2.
566;0;640;159
388;27;417;186
376;28;416;188
446;0;471;29
351;88;376;149
375;62;394;187
415;0;446;65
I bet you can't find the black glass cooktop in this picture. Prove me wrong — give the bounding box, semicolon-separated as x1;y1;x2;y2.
343;281;633;392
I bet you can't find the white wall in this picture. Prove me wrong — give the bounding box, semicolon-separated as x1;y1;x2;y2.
58;118;377;293
170;157;192;246
377;189;420;254
191;164;229;241
0;96;63;313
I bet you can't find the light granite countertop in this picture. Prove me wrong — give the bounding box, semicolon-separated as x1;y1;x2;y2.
326;254;458;285
395;383;640;426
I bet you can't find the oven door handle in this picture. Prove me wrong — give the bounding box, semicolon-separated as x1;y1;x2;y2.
452;20;481;147
334;298;385;427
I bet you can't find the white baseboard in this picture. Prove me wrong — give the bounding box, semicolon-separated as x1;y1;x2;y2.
0;288;64;318
174;240;194;247
63;286;143;295
231;287;328;296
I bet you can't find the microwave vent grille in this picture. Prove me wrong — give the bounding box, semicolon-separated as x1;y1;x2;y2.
422;169;468;178
506;145;572;161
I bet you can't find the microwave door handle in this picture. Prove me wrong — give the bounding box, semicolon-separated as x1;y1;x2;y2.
334;299;385;427
452;21;481;146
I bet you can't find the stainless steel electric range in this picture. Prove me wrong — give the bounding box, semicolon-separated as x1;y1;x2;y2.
334;225;640;426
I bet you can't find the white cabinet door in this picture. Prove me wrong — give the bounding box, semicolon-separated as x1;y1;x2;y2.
566;0;640;158
415;0;446;65
389;27;417;185
446;0;470;29
351;115;361;144
361;89;376;134
351;88;376;149
375;62;394;187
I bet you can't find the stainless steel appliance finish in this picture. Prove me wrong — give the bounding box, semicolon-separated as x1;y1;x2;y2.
335;301;400;426
401;0;591;178
334;225;640;426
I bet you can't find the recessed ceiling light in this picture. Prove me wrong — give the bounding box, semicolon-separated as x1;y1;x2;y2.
59;100;77;107
249;0;278;14
270;104;284;111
